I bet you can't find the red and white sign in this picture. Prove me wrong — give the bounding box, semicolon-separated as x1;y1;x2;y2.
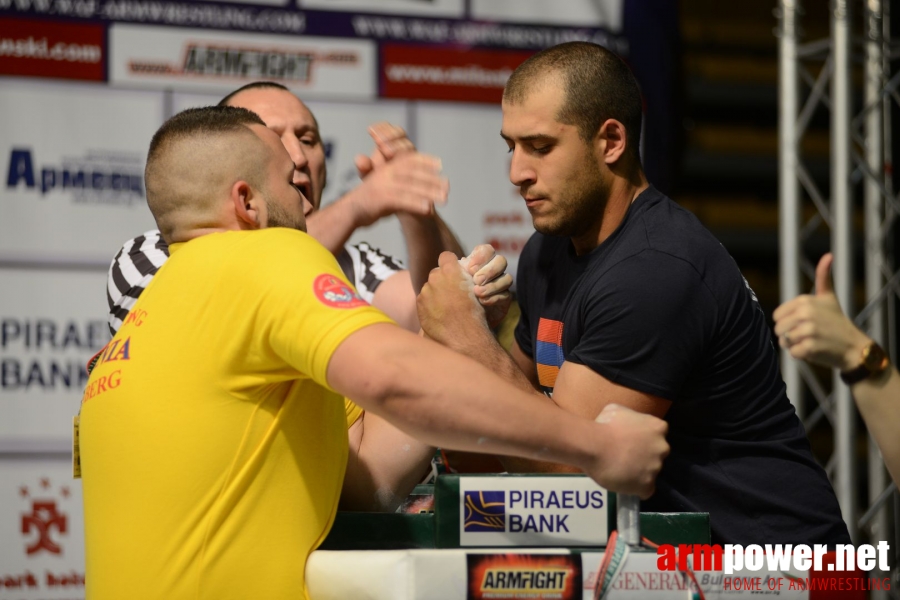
0;460;85;600
0;17;104;82
110;24;377;98
381;44;533;104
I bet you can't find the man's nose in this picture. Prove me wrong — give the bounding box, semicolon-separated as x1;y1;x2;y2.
508;148;535;187
284;135;309;170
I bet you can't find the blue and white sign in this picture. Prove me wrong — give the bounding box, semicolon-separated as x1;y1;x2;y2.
459;476;609;547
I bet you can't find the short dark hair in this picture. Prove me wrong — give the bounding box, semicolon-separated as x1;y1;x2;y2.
504;42;643;163
145;106;269;241
147;105;265;164
218;81;291;107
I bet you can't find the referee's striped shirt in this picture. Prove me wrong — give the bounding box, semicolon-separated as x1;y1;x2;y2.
106;229;405;336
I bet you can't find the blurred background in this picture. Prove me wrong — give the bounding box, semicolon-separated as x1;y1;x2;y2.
2;1;899;596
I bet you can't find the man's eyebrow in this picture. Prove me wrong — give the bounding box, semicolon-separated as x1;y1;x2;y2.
499;132;556;143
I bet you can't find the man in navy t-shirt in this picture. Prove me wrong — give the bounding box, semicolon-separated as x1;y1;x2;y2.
417;41;849;546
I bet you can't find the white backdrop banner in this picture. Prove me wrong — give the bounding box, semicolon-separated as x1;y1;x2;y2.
110;24;377;99
470;0;624;30
299;0;464;18
0;81;161;265
0;459;84;599
0;268;109;451
415;102;532;280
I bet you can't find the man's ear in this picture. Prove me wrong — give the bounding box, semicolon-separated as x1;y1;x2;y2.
230;180;264;229
596;119;628;165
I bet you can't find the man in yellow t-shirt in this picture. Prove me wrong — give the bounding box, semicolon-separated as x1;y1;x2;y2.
80;105;670;600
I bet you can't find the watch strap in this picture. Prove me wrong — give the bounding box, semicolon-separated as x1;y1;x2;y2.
840;342;889;385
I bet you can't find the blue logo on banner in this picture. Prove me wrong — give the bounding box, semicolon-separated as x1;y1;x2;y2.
464;491;505;532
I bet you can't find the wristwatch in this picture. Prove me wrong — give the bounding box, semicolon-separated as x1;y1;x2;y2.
840;341;890;385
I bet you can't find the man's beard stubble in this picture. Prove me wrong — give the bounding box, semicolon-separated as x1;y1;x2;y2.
532;164;609;241
265;197;306;232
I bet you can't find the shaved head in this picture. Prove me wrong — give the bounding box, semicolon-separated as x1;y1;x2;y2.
145;106;270;242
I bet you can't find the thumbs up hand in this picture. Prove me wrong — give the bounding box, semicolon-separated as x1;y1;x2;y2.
773;253;872;371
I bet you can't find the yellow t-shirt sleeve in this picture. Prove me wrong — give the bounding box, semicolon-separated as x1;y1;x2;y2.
345;397;363;428
245;229;395;390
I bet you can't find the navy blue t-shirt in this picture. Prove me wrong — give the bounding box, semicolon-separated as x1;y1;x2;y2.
514;186;849;546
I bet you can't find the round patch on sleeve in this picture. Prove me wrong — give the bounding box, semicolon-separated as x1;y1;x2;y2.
313;274;369;308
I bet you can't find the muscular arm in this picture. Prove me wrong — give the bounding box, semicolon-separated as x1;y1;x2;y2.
397;211;464;295
309;123;460;320
340;412;434;512
326;322;668;498
518;361;671;467
304;199;367;255
501;343;673;474
303;151;449;255
417;251;675;474
370;271;420;332
306;122;452;259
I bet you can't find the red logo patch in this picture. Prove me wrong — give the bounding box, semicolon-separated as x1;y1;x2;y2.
313;274;368;309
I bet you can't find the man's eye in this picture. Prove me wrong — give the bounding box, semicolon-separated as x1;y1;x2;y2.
533;145;551;155
301;137;317;147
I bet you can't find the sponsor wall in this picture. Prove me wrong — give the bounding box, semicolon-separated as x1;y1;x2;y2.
1;80;161;264
0;1;679;594
0;460;85;599
0;269;109;452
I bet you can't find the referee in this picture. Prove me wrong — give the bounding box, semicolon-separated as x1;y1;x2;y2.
108;81;461;337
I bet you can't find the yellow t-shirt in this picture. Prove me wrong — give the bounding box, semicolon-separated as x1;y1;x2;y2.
80;229;392;600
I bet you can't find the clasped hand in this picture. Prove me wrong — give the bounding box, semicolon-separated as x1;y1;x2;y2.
418;246;513;343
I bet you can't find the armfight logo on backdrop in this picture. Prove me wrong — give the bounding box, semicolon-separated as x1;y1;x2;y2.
109;24;377;98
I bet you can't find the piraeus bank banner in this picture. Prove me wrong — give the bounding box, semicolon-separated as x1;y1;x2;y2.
460;476;608;547
0;268;109;450
109;24;377;97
